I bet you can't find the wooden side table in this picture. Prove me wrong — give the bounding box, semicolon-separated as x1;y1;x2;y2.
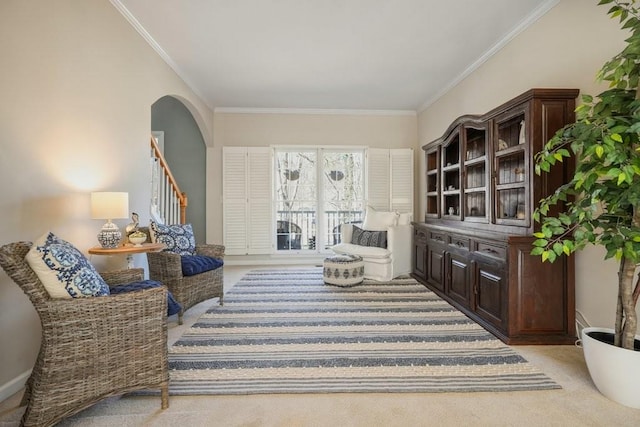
88;243;165;268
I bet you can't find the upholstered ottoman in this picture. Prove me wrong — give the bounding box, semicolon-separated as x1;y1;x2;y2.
323;254;365;287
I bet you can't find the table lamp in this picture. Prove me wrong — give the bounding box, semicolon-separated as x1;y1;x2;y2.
91;192;129;248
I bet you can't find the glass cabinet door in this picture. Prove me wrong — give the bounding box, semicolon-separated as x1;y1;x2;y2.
442;130;461;218
463;125;487;222
494;107;529;226
425;147;440;218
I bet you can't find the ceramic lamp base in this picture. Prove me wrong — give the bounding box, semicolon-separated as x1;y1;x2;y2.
97;222;122;248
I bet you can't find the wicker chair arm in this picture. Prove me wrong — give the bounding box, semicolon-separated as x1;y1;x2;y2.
43;286;168;324
196;244;225;259
101;268;144;286
147;251;183;281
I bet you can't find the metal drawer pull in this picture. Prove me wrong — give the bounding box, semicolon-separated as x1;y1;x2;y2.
482;248;499;254
455;241;465;247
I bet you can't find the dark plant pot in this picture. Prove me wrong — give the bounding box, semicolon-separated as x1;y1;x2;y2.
581;327;640;409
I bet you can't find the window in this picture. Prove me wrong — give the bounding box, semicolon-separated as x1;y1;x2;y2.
223;146;413;256
274;148;365;252
275;150;317;251
322;150;365;248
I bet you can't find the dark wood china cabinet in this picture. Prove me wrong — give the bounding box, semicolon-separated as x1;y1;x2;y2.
413;88;578;344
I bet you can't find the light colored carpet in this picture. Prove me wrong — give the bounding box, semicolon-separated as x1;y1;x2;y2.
1;265;639;426
169;268;559;394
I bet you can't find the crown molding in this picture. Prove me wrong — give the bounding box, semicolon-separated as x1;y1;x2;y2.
111;0;414;116
110;0;214;110
214;107;416;116
112;0;558;116
417;0;560;113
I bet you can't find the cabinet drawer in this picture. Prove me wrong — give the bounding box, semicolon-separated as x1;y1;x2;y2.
414;228;428;244
429;232;448;245
449;236;470;251
475;242;507;260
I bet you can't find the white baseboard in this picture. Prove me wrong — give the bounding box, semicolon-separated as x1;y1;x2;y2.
0;369;30;403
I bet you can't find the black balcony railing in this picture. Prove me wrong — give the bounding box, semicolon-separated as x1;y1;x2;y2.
276;210;364;250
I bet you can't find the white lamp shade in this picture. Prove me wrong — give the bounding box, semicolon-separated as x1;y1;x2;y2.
91;192;129;220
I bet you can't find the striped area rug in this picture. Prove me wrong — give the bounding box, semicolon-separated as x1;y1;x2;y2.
168;268;560;394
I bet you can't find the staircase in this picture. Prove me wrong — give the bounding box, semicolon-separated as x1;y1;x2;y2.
150;135;187;224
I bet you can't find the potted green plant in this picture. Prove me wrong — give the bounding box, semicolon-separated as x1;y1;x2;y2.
532;0;640;408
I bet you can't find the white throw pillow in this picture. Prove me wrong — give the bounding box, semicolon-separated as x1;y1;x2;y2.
25;232;110;298
362;206;399;231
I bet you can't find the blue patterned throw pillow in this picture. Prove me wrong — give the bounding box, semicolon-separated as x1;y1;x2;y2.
350;225;387;248
150;221;196;256
26;232;110;298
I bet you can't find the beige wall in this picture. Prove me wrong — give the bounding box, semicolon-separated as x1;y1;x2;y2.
417;0;631;328
1;0;632;401
0;0;213;397
207;112;418;242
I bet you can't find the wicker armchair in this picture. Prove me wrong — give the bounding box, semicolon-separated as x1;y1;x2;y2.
0;242;169;427
147;242;224;324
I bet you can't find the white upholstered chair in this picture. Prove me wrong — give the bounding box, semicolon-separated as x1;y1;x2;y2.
331;207;412;281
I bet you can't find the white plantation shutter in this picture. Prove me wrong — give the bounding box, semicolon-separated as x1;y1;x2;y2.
223;147;248;255
366;148;413;214
223;199;247;255
247;149;272;253
223;147;272;255
367;148;391;211
390;149;413;213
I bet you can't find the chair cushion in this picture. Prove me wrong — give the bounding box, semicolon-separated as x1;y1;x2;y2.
181;255;223;276
110;280;182;316
351;225;387;248
362;206;399;231
25;232;110;298
332;243;391;259
150;221;196;256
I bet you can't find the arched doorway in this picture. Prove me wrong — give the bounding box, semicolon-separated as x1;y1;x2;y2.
151;96;207;242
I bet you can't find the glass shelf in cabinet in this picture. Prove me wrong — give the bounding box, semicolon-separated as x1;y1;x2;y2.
464;155;486;166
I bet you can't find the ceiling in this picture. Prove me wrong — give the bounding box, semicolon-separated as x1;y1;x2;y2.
114;0;557;113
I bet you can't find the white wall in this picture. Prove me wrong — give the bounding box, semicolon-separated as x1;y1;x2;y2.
208;112;418;243
417;0;632;329
0;0;213;397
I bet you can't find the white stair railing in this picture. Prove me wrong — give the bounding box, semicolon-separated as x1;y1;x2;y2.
150;135;187;225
